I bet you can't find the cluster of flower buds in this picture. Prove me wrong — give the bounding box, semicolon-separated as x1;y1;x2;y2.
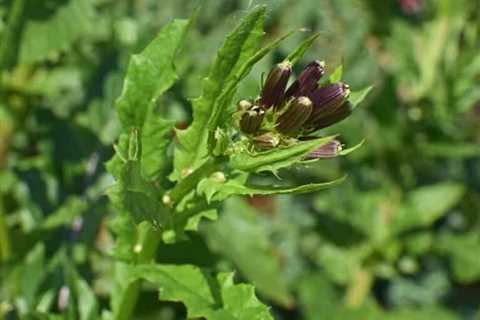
237;59;352;158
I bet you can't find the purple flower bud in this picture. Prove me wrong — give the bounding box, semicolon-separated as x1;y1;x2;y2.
306;101;353;132
286;60;326;98
276;96;313;135
253;133;280;150
307;82;350;124
239;105;265;134
260;61;292;109
303;139;343;160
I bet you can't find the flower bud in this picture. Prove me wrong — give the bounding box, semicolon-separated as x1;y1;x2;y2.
303;139;342;160
239;105;265;134
276;96;313;135
307;82;350;124
253;133;280;150
260;61;292;109
308;101;353;131
286;60;326;98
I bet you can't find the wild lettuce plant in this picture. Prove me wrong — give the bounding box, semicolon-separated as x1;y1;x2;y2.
105;6;371;320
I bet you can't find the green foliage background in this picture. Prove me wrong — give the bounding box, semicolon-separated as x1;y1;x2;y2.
1;0;479;319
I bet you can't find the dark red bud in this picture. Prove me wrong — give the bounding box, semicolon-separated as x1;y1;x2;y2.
307;82;350;124
305;101;353;132
286;60;326;98
239;105;265;134
303;139;343;160
276;96;313;135
260;61;292;109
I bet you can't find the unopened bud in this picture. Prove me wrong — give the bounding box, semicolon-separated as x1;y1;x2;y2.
286;60;326;98
253;133;280;150
239;105;265;134
306;82;350;128
260;61;292;109
303;139;342;160
306;101;353;132
275;96;313;135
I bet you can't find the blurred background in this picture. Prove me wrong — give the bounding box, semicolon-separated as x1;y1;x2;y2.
1;0;480;319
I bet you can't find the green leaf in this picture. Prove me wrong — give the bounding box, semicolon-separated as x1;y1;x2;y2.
116;19;189;129
18;0;97;64
124;264;273;320
108;161;166;226
329;64;343;83
392;183;465;234
173;7;266;180
436;232;480;283
203;197;292;306
349;86;373;109
198;174;345;203
285;33;320;65
141;113;175;180
229;136;336;173
211;29;295;133
41;197;87;230
297;273;339;320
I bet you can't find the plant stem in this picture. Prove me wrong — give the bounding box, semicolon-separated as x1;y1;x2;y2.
167;157;224;205
0;200;11;262
344;268;373;308
112;222;162;320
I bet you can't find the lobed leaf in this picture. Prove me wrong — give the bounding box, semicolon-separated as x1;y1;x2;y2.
229;136;336;174
198;174;346;203
124;264;274;320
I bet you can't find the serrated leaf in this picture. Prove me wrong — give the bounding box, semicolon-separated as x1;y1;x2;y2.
198;174;345;203
141;113;175;180
203;198;292;306
124;264;273;320
349;86;372;109
116;19;189;129
229;136;336;173
108;161;165;226
173;7;266;180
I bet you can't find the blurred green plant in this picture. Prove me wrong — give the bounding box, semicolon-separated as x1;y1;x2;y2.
1;0;479;319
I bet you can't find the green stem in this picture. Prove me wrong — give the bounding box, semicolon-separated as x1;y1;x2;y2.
0;200;11;261
113;222;162;320
167;157;224;205
112;155;224;319
0;0;27;72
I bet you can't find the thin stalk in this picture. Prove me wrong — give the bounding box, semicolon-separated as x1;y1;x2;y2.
113;222;162;320
344;268;373;308
167;156;224;206
0;200;11;261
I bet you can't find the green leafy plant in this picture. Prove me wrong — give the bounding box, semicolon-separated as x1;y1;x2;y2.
106;6;369;319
